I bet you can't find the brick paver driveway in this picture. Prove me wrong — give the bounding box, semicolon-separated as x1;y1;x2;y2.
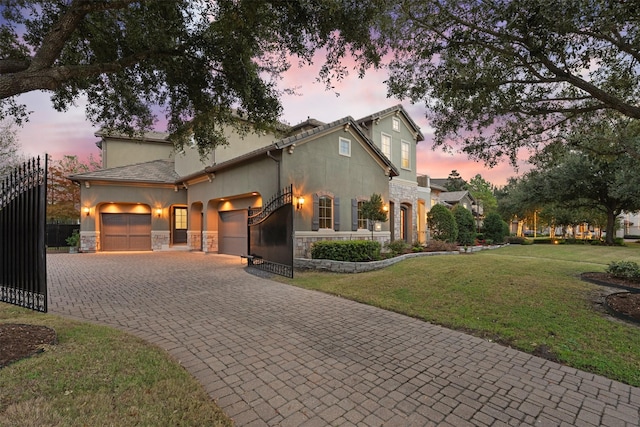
48;252;640;426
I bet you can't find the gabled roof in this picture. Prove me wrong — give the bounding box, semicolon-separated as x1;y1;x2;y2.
69;159;179;184
276;116;399;177
287;118;326;135
439;190;474;204
188;116;399;181
357;104;425;142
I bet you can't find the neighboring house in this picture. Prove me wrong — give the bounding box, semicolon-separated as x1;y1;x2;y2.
618;211;640;238
70;105;425;257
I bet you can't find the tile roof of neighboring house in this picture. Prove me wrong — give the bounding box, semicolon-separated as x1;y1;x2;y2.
357;104;425;142
69;159;179;184
287;118;326;135
429;178;449;188
439;190;473;203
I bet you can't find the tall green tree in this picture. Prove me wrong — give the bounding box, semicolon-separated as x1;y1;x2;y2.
467;174;497;214
47;154;100;222
483;212;508;244
383;0;640;165
427;204;458;243
444;170;467;191
1;1;386;153
452;205;475;246
519;147;640;244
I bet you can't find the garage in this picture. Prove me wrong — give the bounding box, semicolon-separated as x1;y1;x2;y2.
218;210;247;256
101;213;151;251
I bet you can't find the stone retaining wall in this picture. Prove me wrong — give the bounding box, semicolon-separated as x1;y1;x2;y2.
294;245;503;273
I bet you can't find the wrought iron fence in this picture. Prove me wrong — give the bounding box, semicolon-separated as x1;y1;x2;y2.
0;156;48;312
248;185;294;278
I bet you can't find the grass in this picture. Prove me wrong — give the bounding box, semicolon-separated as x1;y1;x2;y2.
281;243;640;387
0;305;232;427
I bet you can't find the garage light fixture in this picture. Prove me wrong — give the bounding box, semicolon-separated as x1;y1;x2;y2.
155;208;162;217
83;207;90;217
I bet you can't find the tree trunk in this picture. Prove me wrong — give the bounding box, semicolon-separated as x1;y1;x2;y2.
605;210;617;245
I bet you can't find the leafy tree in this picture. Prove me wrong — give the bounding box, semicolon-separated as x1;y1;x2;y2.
444;170;467;191
0;120;26;179
361;193;388;240
483;212;508;244
1;1;385;153
48;154;100;222
383;0;640;165
427;204;458;243
467;174;497;214
452;205;475;246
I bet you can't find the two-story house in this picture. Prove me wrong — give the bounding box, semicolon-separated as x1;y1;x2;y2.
70;105;424;257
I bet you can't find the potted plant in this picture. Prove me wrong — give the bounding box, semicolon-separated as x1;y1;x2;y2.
66;230;80;253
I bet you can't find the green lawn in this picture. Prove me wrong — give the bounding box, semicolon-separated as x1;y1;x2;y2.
282;244;640;387
0;305;232;427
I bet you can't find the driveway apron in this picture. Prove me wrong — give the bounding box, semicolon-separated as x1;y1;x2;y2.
47;252;640;426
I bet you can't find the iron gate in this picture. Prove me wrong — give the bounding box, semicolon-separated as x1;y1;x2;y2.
0;156;48;312
247;185;294;278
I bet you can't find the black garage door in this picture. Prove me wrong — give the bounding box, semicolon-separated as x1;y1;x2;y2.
219;210;247;256
102;213;151;251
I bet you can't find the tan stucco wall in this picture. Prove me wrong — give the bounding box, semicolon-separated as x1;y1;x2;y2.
280;127;392;233
79;183;187;232
102;139;174;168
367;114;419;183
174;126;280;177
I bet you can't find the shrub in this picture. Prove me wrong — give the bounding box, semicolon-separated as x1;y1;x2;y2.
452;205;475;246
424;240;459;252
385;239;409;256
483;212;508;244
427;204;458;243
65;229;80;247
505;236;532;245
311;240;381;262
606;261;640;282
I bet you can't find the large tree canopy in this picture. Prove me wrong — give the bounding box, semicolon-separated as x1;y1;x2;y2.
1;0;384;153
383;0;640;165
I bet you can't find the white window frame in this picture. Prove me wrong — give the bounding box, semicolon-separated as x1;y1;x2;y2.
318;196;333;229
357;200;367;229
401;140;411;170
381;132;392;160
392;118;400;132
339;137;351;157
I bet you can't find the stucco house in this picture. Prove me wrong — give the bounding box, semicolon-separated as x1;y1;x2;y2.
70;105;425;258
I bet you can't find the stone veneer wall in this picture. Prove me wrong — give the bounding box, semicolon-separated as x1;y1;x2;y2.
202;231;219;253
151;231;170;251
294;245;500;273
188;231;202;251
295;251;459;273
389;179;418;242
80;231;99;253
294;231;391;259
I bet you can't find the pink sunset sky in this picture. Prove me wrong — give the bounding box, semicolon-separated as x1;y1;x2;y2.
14;58;528;187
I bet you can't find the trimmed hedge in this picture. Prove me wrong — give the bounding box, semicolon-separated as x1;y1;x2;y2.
311;240;381;262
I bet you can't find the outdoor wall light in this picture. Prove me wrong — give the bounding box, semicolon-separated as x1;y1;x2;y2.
383;205;389;212
155;208;162;217
296;196;305;210
83;207;90;217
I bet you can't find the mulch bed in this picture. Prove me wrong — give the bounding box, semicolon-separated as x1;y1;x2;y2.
581;272;640;323
0;323;57;368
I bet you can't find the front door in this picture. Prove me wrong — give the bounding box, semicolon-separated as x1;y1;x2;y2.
173;207;188;244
